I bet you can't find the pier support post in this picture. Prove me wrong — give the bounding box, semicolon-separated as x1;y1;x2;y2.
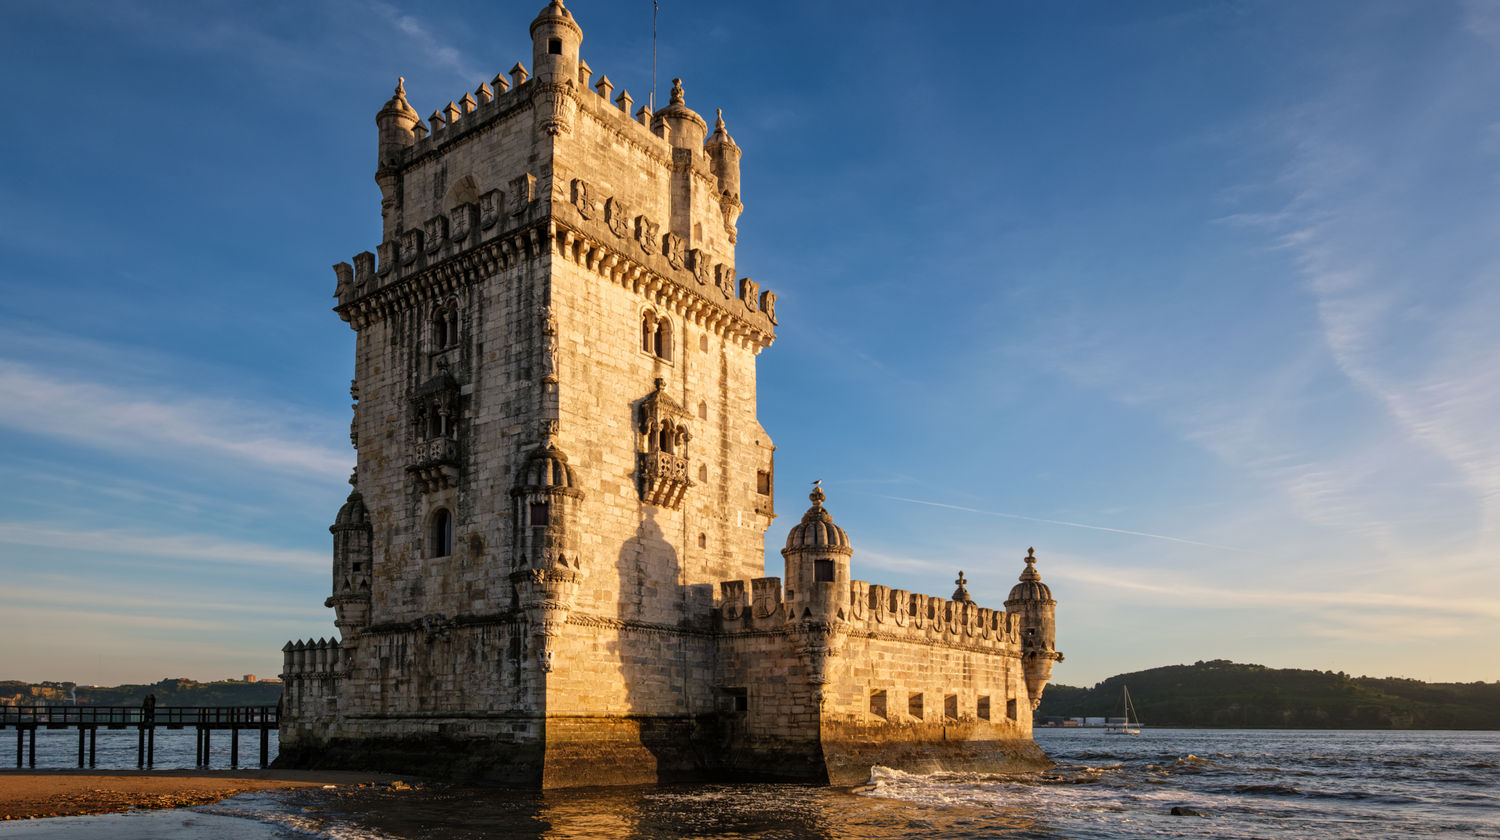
27;727;35;768
259;727;269;768
77;727;85;768
89;727;97;767
146;726;155;768
137;726;145;768
231;727;239;768
13;727;20;768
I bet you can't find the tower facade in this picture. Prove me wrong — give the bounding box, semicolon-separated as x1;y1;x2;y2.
280;1;1057;786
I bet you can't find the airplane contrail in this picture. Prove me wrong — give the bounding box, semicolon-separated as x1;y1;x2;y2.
877;495;1248;553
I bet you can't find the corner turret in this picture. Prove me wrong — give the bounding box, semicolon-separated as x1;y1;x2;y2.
326;474;372;640
652;79;708;151
510;436;586;674
375;77;421;169
704;109;744;240
1005;547;1063;709
530;0;582;83
782;483;852;622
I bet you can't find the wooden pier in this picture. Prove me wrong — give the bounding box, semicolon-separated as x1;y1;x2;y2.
0;706;278;769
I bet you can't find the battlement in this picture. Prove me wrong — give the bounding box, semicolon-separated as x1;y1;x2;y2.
396;60;677;167
715;577;1021;652
280;637;342;678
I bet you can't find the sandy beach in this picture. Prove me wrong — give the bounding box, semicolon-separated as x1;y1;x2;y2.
0;769;407;820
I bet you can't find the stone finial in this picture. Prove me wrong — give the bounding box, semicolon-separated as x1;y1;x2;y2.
429;110;445;131
715;108;726;133
595;74;613;100
670;77;685;106
634;104;651;125
413;119;428;140
459;92;476;114
443;101;461;125
809;479;825;507
511;62;530;87
476;81;494;104
492;72;511;94
952;571;971;603
615;88;633;113
577;60;592;87
1019;547;1040;581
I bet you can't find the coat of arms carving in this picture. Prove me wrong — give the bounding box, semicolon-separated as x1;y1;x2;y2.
635;215;660;255
570;179;594;220
688;249;710;285
479;189;505;229
448;202;476;241
714;263;735;299
739;277;759;312
663;232;684;269
759;290;777;324
400;229;424;265
605;197;630;238
423;216;447;253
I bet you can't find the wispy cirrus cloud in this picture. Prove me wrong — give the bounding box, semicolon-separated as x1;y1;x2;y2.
0;360;350;479
1053;557;1500;621
880;495;1248;553
0;522;326;570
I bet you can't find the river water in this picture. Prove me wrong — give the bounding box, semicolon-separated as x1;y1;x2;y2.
3;728;1496;839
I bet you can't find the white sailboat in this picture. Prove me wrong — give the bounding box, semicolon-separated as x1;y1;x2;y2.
1105;686;1142;735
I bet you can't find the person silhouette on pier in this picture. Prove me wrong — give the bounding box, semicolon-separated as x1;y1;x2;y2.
141;694;156;723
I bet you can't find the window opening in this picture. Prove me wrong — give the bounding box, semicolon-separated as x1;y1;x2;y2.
432;508;454;557
814;559;834;582
548;38;562;55
529;502;550;527
944;694;959;721
1007;698;1018;721
908;692;924;720
977;696;991;721
870;689;887;720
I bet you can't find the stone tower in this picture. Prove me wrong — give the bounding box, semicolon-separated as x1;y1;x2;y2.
280;0;1057;787
280;0;778;785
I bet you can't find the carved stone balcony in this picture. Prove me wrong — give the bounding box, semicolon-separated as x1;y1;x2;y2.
408;437;460;493
638;451;691;510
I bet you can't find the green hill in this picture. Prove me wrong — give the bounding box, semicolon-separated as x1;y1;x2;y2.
0;678;281;708
1037;660;1500;729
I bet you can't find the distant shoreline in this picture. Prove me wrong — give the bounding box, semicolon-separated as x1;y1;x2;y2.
0;769;407;821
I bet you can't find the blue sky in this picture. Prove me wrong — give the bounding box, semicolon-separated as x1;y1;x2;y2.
2;0;1497;687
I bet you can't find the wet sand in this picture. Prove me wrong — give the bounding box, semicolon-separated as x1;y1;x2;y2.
0;769;408;820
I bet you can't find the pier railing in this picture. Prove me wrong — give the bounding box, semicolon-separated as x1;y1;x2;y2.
0;705;278;769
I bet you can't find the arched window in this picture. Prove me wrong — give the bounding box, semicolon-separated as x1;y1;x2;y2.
641;311;656;354
433;303;458;350
658;425;674;454
641;310;673;361
431;508;454;557
655;317;673;361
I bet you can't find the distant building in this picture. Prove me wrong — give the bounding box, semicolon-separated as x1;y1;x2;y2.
278;0;1061;787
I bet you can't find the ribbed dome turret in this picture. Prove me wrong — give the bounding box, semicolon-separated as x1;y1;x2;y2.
530;0;581;38
1007;547;1054;603
376;77;419;124
517;441;579;489
652;78;708;150
331;488;369;531
784;485;851;552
